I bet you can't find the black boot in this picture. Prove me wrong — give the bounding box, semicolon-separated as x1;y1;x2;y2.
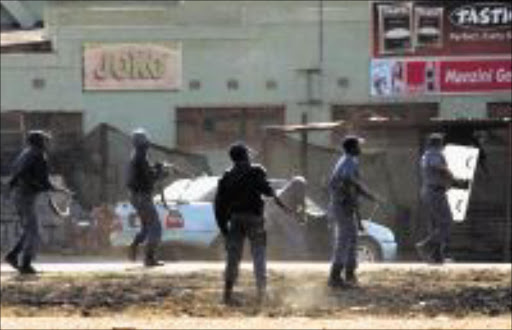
345;267;359;287
144;245;164;267
415;241;433;263
256;283;267;305
431;245;445;265
3;252;19;270
223;280;241;306
327;263;345;288
18;255;37;275
128;242;138;261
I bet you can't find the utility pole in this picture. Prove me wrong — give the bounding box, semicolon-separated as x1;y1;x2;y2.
294;0;325;179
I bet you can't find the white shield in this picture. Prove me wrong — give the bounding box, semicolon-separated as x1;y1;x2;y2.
443;144;480;222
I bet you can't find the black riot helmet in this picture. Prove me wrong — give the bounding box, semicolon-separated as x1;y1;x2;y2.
131;128;150;150
229;142;250;163
426;133;444;148
342;135;364;156
26;130;51;149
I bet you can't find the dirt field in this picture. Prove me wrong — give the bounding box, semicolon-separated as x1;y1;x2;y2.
1;264;511;329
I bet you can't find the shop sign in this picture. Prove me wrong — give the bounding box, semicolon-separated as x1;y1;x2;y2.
371;1;512;57
83;42;181;91
370;58;511;96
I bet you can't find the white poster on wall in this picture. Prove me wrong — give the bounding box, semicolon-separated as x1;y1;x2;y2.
443;144;479;222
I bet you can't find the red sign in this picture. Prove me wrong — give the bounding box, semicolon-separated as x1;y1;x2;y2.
439;59;512;93
370;58;511;96
165;210;184;229
371;1;512;58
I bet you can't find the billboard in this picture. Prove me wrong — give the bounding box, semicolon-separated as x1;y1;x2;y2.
83;42;182;91
370;58;511;96
371;1;512;57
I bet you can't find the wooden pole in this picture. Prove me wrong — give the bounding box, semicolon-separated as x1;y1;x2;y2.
300;113;309;179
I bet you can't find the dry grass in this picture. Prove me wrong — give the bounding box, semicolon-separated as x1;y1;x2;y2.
1;266;510;321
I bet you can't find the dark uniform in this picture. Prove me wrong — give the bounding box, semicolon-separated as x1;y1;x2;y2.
4;131;55;274
327;136;378;288
214;143;277;305
416;134;455;264
126;129;165;267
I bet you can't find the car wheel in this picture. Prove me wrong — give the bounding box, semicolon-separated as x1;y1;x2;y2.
357;237;382;263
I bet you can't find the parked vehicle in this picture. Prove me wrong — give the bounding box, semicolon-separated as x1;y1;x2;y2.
111;176;397;262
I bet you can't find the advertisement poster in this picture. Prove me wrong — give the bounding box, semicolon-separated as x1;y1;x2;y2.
443;144;480;222
371;1;512;57
370;58;511;96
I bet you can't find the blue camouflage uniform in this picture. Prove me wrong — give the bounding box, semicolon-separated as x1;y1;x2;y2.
126;130;164;266
328;154;361;277
417;146;452;263
4;132;55;274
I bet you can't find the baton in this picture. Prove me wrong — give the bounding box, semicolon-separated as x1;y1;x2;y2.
369;202;380;220
48;189;73;218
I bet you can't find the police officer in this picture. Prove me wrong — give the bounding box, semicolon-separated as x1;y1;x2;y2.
327;136;381;288
3;130;68;274
214;142;291;305
416;133;468;264
126;128;167;267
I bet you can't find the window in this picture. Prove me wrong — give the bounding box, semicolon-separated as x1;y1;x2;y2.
227;79;239;90
176;105;285;150
265;80;278;90
189;80;201;90
488;103;511;119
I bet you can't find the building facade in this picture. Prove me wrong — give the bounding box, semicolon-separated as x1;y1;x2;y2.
1;0;511;172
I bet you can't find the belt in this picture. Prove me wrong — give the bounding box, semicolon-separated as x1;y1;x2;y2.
230;213;263;222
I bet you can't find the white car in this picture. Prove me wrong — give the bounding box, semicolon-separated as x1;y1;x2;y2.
111;176;397;262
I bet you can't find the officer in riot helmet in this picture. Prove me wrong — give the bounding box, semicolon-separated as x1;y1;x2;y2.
3;130;69;274
416;133;469;264
126;128;168;267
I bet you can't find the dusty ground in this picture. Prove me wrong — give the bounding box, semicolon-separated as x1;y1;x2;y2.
1;316;511;330
1;263;511;329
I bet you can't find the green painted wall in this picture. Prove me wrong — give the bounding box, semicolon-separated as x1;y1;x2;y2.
2;0;510;159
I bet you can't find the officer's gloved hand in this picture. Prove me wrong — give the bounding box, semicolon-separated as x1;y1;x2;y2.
357;220;366;232
153;162;166;178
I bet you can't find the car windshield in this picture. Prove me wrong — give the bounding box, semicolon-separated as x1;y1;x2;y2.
162;176;219;202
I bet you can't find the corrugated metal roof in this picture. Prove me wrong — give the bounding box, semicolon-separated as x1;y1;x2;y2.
264;118;511;133
0;28;46;46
